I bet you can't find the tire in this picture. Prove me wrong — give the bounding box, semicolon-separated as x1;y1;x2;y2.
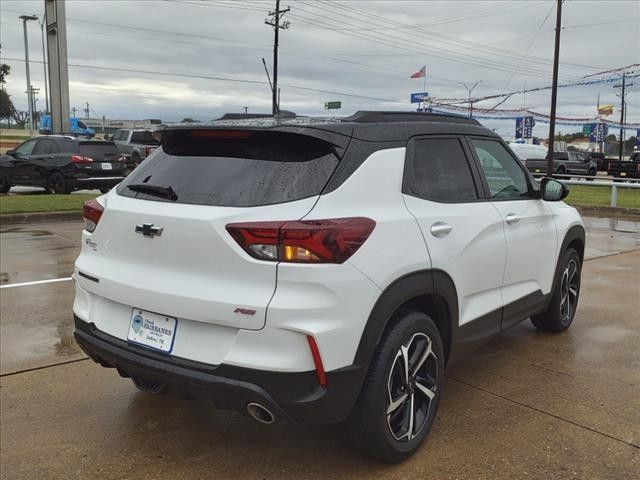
131;376;166;395
586;169;596;181
47;172;70;194
531;247;581;332
556;167;566;177
0;173;10;193
99;187;110;194
131;152;141;167
346;310;444;463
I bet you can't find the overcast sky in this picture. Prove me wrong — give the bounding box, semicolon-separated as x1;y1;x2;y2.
1;0;638;137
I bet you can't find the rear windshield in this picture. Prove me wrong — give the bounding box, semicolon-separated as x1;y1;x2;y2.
78;142;120;160
131;131;160;145
117;130;340;207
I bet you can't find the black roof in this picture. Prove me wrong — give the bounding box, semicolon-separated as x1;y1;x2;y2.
156;110;497;144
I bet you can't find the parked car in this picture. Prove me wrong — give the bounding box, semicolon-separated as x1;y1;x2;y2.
39;115;96;138
583;152;610;172
608;151;640;179
73;111;584;463
0;136;126;194
524;151;597;178
106;129;160;171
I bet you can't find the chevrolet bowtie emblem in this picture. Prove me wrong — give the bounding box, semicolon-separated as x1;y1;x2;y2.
135;223;164;238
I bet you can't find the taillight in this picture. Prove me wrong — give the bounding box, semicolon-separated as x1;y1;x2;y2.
71;155;93;164
83;199;104;233
226;217;376;264
145;146;156;156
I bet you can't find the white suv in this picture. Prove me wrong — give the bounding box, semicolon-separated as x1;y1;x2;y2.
73;111;584;462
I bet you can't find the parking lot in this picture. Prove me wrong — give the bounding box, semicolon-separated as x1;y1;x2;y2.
1;214;639;479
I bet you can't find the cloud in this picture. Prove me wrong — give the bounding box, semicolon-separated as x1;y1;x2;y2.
1;0;638;136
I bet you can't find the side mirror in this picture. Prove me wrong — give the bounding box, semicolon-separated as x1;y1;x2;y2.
540;177;569;201
5;149;16;156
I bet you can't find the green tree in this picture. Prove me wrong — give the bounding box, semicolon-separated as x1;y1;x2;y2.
180;117;196;123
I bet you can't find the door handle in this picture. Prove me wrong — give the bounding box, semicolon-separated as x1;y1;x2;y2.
505;214;520;225
430;222;453;237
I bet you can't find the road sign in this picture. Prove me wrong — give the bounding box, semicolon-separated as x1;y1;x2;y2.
324;101;341;110
410;92;429;103
589;123;608;142
583;123;595;136
515;116;535;139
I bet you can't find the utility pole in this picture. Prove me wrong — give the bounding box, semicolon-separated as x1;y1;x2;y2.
20;14;38;132
547;0;562;177
457;81;482;118
265;0;290;115
615;73;627;161
84;102;90;119
71;106;77;117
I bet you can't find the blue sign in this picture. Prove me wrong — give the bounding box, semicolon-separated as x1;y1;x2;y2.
411;92;429;104
590;123;608;142
515;116;534;139
636;129;640;146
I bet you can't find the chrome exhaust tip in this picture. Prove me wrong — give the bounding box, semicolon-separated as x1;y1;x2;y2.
246;402;276;425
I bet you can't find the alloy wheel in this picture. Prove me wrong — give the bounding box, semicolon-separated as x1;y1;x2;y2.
386;332;438;442
560;259;579;324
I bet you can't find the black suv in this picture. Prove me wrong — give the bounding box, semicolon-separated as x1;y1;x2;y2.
0;136;126;194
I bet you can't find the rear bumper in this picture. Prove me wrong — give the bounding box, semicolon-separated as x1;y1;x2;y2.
73;316;365;424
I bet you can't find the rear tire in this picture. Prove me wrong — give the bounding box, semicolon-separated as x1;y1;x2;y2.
531;248;581;332
586;168;596;181
47;172;70;194
131;151;141;167
347;310;444;463
0;173;10;193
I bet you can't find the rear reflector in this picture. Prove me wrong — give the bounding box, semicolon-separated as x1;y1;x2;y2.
307;335;327;387
226;217;375;264
83;199;104;233
71;155;93;164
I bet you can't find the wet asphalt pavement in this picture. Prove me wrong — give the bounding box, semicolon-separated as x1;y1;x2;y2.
1;215;639;479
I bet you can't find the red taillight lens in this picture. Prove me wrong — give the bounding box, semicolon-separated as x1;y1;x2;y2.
71;155;93;164
226;217;376;264
83;199;104;233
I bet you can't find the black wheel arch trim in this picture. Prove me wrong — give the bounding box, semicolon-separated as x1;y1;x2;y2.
546;224;585;309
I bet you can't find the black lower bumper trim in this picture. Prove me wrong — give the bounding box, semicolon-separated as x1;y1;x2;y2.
73;317;365;424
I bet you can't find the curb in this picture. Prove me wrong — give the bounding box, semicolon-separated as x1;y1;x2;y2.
575;206;640;219
0;211;82;224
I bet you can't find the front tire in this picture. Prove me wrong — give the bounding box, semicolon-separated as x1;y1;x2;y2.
531;248;581;332
347;310;444;463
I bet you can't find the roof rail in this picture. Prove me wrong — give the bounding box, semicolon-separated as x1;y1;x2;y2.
342;111;480;125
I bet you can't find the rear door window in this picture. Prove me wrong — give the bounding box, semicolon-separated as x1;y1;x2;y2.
131;131;160;145
117;130;340;207
78;142;121;160
405;137;479;203
32;139;54;155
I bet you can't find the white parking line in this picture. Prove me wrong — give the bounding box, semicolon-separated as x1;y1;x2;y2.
0;277;73;289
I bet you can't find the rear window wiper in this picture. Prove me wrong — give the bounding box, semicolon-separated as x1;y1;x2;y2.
127;183;178;201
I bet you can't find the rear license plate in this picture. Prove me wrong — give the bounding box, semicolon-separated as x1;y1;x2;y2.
535;169;541;173
127;309;177;353
101;162;113;170
620;172;627;176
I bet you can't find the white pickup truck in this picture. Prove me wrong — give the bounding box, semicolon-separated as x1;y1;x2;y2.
106;129;160;172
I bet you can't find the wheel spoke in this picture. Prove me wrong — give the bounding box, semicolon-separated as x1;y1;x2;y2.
411;338;433;377
386;393;408;415
400;345;410;384
569;287;578;299
405;394;415;440
415;379;436;400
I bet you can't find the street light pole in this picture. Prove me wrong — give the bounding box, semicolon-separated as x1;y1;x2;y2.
20;14;39;132
39;16;49;114
458;81;482;118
